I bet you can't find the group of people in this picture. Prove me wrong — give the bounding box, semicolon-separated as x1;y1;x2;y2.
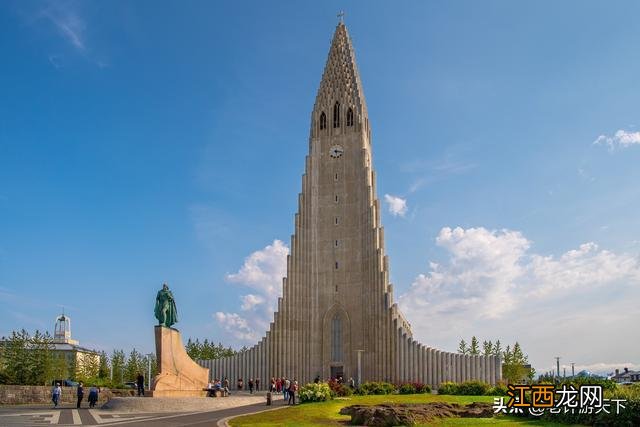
51;382;100;409
315;375;356;389
206;378;231;397
269;377;299;405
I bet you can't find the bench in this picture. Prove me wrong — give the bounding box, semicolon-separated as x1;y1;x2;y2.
204;388;228;397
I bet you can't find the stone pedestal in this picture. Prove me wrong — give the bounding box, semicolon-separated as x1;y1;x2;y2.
151;326;209;397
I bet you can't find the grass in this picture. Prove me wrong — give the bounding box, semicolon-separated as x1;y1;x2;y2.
228;394;568;427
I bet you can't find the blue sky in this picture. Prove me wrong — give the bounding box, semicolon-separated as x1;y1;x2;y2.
1;1;639;375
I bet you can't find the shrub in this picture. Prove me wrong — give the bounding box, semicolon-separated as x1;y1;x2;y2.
398;383;416;394
486;383;508;396
356;381;395;395
396;382;431;394
437;382;459;395
298;382;333;403
328;378;353;397
438;381;490;395
458;380;490;395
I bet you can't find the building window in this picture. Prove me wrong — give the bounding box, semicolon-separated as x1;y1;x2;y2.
347;108;353;126
333;102;340;128
319;112;326;130
335;217;339;225
335;261;339;269
335;240;339;247
335;173;338;181
335;195;339;203
332;314;342;361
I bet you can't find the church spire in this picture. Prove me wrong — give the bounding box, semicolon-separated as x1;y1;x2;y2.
313;22;368;124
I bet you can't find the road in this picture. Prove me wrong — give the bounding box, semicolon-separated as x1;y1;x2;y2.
0;401;289;426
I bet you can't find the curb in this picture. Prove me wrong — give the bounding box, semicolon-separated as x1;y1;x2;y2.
217;403;293;427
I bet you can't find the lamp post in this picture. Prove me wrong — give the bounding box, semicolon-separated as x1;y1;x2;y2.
356;350;364;387
146;353;154;390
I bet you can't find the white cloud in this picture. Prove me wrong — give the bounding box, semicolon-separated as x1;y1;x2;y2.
399;226;640;372
41;4;86;51
594;129;640;150
240;294;265;311
214;312;259;342
226;240;288;298
384;194;408;217
217;240;289;343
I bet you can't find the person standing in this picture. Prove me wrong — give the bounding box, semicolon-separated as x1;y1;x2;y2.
136;373;145;397
88;385;99;408
248;378;254;394
288;379;297;405
76;382;84;409
52;383;62;408
255;378;260;391
283;377;290;401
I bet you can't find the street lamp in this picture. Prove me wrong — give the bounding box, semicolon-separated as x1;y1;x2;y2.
146;353;154;390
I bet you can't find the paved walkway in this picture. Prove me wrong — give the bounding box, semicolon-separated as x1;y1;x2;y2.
0;392;289;426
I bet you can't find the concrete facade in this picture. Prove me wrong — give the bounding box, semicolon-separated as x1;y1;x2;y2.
199;23;501;387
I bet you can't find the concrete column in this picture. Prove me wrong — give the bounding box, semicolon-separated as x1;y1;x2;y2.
418;345;424;384
426;348;432;388
434;350;440;387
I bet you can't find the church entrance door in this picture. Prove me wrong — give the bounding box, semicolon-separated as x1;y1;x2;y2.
331;366;344;380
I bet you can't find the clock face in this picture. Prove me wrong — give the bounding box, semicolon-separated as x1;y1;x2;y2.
329;145;344;158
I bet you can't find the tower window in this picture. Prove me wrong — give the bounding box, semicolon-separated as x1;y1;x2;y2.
335;217;339;225
335;173;338;181
319;112;326;130
333;102;340;128
335;240;339;247
347;108;354;126
335;261;339;269
335;195;339;203
332;314;342;360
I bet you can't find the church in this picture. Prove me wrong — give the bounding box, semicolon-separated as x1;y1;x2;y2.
199;22;501;387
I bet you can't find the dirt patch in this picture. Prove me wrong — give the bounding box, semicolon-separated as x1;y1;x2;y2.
339;402;494;426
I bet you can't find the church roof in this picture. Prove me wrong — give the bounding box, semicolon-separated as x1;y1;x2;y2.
314;22;368;118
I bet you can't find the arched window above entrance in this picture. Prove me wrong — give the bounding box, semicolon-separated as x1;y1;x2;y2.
332;314;343;361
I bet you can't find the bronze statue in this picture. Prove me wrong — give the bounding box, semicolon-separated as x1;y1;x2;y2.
155;283;178;328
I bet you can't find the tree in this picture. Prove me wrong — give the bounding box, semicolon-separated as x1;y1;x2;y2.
28;330;54;385
98;351;110;379
186;338;237;360
50;353;69;382
2;330;30;384
457;339;468;355
502;342;531;384
482;340;493;357
124;349;145;382
469;336;480;356
493;340;502;358
111;350;126;386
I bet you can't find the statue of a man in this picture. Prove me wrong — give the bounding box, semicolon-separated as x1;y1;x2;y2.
154;283;178;328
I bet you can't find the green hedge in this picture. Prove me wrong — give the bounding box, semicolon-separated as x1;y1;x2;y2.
355;381;395;395
438;380;498;395
397;382;431;394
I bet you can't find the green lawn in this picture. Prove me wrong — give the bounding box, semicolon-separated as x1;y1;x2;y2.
228;394;568;426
